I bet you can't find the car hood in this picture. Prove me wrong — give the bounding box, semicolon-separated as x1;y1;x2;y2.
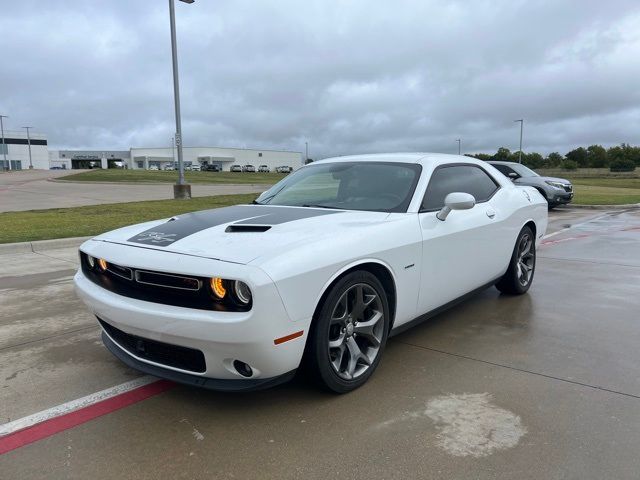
93;204;390;265
539;176;571;184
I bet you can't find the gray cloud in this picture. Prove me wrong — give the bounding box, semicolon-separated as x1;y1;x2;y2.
1;0;639;158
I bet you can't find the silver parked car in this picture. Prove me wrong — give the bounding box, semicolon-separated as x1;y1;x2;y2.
488;161;573;208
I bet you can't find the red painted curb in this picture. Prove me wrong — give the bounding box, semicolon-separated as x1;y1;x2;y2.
0;380;175;455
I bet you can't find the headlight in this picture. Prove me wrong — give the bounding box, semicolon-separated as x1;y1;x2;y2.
234;281;252;305
545;181;565;189
86;255;96;269
97;258;108;271
209;277;252;309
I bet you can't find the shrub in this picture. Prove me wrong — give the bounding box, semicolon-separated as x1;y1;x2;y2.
562;159;578;170
609;158;636;172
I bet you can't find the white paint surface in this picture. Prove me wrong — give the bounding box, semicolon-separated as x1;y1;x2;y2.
0;376;157;436
424;393;526;458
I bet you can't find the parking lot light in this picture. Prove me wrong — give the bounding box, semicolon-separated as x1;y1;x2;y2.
514;119;524;163
169;0;194;199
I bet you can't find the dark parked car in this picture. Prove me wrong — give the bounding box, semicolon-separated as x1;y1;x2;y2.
243;164;256;172
275;165;293;173
488;161;573;208
258;165;270;172
203;164;221;172
230;165;243;172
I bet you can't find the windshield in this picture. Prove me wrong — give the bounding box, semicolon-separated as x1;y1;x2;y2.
511;163;539;177
255;161;422;213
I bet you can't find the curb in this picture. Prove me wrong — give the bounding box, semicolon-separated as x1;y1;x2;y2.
0;236;91;256
565;203;640;210
48;178;273;187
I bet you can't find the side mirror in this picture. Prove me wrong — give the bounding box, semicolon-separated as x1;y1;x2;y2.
508;172;518;180
436;192;476;221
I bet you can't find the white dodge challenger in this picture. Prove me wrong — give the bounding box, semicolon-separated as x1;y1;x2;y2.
75;153;547;393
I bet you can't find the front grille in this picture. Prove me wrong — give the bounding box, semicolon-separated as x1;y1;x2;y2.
99;318;206;373
135;270;201;291
80;253;251;312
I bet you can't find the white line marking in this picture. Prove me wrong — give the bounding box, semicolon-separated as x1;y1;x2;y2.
0;376;156;436
542;213;610;240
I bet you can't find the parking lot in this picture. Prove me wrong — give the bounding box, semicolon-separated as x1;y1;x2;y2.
0;170;266;212
1;207;639;479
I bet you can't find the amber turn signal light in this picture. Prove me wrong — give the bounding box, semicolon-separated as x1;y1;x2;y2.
210;277;226;298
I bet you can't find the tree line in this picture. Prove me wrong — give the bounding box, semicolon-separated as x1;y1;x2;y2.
466;144;639;171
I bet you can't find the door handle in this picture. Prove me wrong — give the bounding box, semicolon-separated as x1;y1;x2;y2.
486;209;496;219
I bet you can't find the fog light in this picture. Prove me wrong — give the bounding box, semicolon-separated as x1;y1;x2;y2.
210;277;226;298
234;281;252;304
97;258;108;271
233;360;253;377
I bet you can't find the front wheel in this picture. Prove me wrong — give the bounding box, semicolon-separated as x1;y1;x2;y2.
305;271;390;393
495;226;536;295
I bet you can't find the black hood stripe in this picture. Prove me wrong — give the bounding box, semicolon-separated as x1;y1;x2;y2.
127;205;341;246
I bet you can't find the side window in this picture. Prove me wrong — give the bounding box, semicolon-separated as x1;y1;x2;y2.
421;165;499;211
492;164;508;175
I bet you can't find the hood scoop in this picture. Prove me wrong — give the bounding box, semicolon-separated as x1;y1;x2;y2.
225;224;271;233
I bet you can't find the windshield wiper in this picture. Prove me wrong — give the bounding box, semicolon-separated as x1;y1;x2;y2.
301;204;343;210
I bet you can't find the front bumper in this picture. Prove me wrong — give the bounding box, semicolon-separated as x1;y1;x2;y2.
549;190;573;205
74;241;309;385
102;331;296;391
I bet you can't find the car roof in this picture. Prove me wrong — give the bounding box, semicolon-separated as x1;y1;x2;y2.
315;152;469;166
487;160;518;166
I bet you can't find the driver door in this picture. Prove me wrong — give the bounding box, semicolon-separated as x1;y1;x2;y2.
416;164;504;315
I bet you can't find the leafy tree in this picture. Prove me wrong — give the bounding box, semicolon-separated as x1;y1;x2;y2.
609;158;636;172
562;159;578;170
522;152;544;169
545;152;563;168
587;145;608;168
608;143;640;167
565;147;589;167
492;147;512;162
465;153;492;161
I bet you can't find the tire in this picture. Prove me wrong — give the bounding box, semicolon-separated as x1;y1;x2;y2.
495;226;536;295
305;271;390;393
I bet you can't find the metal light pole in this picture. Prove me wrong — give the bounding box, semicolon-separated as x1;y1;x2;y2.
22;126;34;169
169;0;194;199
456;138;461;155
305;141;308;162
0;115;8;171
514;119;523;163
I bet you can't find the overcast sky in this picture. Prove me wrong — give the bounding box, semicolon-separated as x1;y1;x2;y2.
1;0;639;157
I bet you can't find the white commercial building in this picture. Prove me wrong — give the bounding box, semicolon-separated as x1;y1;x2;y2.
130;146;302;172
1;128;302;172
0;130;49;170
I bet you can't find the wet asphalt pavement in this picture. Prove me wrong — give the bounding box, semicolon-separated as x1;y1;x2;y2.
1;207;639;479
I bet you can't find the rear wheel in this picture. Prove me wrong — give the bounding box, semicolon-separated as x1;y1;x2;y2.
305;271;390;393
495;226;536;295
